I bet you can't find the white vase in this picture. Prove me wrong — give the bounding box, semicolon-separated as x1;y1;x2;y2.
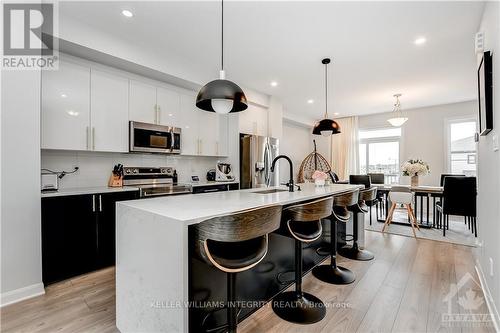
315;179;325;186
411;175;419;187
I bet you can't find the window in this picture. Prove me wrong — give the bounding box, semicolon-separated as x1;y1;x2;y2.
448;120;477;176
359;128;401;184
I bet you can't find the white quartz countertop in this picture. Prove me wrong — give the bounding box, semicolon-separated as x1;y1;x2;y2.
41;186;139;198
118;183;362;225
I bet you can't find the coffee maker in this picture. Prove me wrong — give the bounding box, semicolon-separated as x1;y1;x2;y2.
215;162;235;182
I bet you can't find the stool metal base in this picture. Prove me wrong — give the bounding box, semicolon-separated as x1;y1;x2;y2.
338;244;374;261
312;264;355;285
272;291;326;324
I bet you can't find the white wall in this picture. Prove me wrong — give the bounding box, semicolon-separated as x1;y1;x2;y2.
1;70;45;305
475;1;500;327
358;101;477;186
279;120;331;183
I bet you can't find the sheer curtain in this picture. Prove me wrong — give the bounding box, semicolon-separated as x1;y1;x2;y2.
330;116;359;180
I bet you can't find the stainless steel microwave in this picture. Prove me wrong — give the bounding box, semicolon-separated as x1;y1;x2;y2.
129;121;181;154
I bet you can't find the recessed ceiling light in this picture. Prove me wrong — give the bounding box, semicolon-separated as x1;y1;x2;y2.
307;99;314;104
414;37;426;45
168;113;173;117
60;93;67;98
67;110;79;117
333;112;340;116
270;81;278;87
121;10;134;18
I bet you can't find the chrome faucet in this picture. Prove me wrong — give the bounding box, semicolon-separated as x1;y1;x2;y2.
271;155;300;192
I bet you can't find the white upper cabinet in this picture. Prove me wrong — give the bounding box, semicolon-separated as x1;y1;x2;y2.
239;104;268;137
42;60;91;150
90;69;129;152
179;93;199;156
156;86;181;127
41;54;230;156
129;80;157;124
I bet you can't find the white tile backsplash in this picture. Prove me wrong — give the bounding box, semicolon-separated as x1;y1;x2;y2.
41;150;223;188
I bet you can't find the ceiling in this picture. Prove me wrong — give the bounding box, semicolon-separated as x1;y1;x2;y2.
60;1;485;123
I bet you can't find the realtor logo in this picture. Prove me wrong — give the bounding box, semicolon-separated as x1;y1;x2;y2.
2;2;58;69
442;272;493;328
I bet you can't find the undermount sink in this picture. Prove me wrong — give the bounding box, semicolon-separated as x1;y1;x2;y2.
253;189;288;194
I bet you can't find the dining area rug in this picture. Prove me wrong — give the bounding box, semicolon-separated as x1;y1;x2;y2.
364;209;478;247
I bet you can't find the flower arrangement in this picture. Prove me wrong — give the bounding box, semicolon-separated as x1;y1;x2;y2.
312;170;328;181
312;170;328;186
401;159;430;177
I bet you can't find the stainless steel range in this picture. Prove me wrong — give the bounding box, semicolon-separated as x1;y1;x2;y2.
122;167;192;197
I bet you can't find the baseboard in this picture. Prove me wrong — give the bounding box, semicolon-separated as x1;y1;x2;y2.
475;261;500;332
0;283;45;307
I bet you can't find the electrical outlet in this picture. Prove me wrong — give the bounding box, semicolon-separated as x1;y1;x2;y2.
489;257;494;277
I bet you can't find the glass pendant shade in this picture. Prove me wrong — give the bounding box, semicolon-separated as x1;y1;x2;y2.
387;117;408;127
312;118;341;136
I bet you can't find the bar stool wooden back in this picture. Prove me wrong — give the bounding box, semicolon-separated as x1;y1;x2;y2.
272;196;333;325
313;189;359;285
193;205;282;333
338;187;377;261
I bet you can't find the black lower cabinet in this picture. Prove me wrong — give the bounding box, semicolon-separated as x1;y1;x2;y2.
41;190;138;285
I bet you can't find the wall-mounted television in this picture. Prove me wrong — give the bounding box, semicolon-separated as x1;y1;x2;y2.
477;51;493;136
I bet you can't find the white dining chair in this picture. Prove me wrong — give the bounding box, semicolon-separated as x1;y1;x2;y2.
382;186;420;237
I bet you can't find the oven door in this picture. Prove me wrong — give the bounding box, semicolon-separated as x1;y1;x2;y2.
130;121;180;154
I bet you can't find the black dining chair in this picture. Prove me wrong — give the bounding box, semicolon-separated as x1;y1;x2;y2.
440;174;465;186
367;173;385;184
434;174;466;228
436;176;477;237
367;173;385;220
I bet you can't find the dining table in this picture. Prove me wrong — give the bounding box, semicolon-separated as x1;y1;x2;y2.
373;184;443;228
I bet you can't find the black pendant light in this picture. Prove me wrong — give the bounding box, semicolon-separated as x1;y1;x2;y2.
196;0;247;114
312;58;341;136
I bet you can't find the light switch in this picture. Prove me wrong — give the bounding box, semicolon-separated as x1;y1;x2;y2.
493;134;499;152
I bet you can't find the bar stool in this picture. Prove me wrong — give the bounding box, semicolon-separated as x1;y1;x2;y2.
338;187;377;261
312;190;359;284
193;205;282;333
272;196;333;324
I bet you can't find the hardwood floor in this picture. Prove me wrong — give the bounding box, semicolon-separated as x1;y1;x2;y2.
1;231;494;333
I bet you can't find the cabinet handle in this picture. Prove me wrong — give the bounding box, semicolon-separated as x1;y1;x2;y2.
157;105;161;124
216;141;219;155
199;139;203;155
92;127;95;150
99;195;102;212
92;195;96;212
86;126;90;150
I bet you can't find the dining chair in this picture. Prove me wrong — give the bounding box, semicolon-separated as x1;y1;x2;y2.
383;186;419;237
436;176;477;237
367;173;385;219
367;173;385;184
440;173;465;186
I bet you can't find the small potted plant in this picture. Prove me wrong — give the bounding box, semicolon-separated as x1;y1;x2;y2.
312;170;328;186
401;159;430;187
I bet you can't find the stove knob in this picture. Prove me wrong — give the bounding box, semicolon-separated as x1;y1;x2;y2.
125;169;131;174
133;169;138;174
161;169;166;173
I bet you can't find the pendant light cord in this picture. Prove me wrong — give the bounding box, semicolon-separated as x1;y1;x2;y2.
324;61;328;118
221;0;224;71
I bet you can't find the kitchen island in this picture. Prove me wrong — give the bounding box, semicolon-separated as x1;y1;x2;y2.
116;183;361;333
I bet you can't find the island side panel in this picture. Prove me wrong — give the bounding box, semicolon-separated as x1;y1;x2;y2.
116;203;188;332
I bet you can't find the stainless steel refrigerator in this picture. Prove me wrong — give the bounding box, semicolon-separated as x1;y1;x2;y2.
240;134;280;189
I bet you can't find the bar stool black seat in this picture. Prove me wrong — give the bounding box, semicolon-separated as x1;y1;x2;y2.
272;196;333;325
193;205;282;333
312;189;359;284
338;187;377;261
